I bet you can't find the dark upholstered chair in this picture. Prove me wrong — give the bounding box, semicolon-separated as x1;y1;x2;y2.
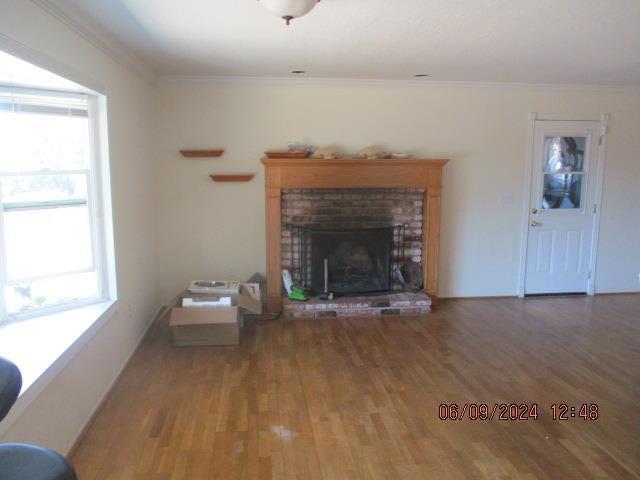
0;357;77;480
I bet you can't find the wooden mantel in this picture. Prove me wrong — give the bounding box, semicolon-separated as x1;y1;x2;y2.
261;157;449;313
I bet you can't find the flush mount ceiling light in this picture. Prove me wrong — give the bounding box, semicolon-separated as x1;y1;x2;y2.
258;0;321;25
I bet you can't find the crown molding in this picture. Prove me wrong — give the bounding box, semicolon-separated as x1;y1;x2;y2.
30;0;155;84
158;74;640;94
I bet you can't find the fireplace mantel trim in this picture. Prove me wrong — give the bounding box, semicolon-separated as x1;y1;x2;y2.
261;157;449;313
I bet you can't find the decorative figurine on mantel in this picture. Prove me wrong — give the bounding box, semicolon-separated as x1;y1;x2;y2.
357;146;392;159
312;147;342;160
288;143;315;155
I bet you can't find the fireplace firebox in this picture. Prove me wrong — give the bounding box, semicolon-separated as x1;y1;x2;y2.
312;227;392;295
291;225;405;296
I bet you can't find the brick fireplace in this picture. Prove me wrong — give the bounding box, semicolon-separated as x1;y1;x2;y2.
282;188;424;288
261;157;448;315
280;188;430;317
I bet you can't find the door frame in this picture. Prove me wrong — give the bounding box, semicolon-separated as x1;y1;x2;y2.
517;113;609;297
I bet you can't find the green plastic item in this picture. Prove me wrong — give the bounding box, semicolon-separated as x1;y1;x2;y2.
288;286;308;301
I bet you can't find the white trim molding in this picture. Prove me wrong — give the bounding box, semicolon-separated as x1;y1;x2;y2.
533;113;606;122
588;114;610;295
30;0;155;84
517;113;538;297
158;75;640;93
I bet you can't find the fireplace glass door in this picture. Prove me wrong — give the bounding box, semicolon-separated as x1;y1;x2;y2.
309;227;394;295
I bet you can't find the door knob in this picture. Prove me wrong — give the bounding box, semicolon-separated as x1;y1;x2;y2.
531;220;541;227
531;208;538;214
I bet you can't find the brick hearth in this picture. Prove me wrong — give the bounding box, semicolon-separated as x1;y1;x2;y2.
283;292;432;319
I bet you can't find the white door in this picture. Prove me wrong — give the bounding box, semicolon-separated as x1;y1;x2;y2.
524;120;600;295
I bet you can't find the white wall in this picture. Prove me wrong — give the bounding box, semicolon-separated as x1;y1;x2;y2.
155;80;640;300
0;0;158;454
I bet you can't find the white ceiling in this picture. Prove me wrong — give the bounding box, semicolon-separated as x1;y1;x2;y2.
43;0;640;85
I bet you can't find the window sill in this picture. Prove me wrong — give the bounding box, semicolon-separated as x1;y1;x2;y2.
0;300;117;435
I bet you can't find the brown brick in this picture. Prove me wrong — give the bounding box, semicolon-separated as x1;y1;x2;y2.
313;208;342;215
371;300;391;308
284;303;306;312
398;307;423;315
301;193;322;200
390;299;411;307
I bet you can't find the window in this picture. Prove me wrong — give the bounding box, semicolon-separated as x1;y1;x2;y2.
542;136;587;209
0;86;107;322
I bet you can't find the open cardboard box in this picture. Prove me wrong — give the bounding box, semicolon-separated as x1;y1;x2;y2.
169;283;262;346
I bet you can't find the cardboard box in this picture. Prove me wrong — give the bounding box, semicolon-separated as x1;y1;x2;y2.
169;283;262;346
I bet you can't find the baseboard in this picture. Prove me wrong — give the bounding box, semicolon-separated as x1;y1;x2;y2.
594;291;640;296
439;295;518;300
66;304;169;457
440;292;639;301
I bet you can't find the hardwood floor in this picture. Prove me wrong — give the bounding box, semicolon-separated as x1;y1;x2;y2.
71;295;640;479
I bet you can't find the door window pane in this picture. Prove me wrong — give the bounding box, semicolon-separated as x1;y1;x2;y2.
543;136;586;173
3;206;93;279
541;135;587;210
542;173;584;209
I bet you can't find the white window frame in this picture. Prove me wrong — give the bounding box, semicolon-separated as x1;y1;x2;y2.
0;85;110;324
